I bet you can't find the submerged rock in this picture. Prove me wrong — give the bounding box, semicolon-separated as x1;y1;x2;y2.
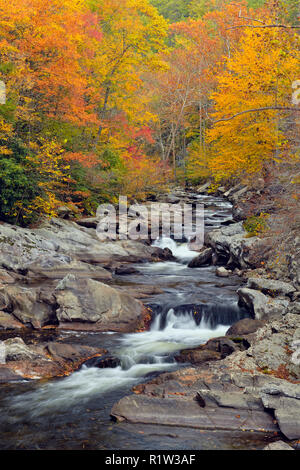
188;248;213;268
216;266;231;278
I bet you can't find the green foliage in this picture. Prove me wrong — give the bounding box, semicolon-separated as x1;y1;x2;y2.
150;0;191;22
0;140;40;225
243;213;270;237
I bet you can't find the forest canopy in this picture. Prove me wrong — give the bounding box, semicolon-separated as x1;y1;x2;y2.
0;0;299;225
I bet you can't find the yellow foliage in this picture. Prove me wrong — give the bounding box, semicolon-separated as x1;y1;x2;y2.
206;25;300;182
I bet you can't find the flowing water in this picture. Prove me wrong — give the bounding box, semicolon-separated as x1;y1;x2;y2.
0;194;275;450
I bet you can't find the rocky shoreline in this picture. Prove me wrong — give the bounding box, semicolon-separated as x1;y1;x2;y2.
111;184;300;449
0;184;299;449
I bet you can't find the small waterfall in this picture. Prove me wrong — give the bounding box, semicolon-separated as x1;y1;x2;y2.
149;303;249;331
152;237;199;263
6;307;231;418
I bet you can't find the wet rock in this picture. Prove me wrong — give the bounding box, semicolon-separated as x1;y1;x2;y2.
83;354;120;369
246;278;296;298
188;248;213;268
152;247;175;261
264;441;294;450
111;392;278;433
114;265;139;275
237;287;290;320
46;342;107;364
216;267;231;278
226;318;264;336
175;349;221;365
3;337;44;361
0;367;24;383
55;275;147;333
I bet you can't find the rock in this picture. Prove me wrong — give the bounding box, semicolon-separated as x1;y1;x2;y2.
3;337;44;362
287;302;300;315
82;354;121;369
237;287;290;320
111;394;278;432
56;206;75;219
261;383;300;440
228;186;249;205
55;275;147;333
166;194;181;204
1;336;106;381
76;217;99;229
223;313;300;380
0;285;57;328
114;265;139;275
0;219;160;273
205;222;260;269
46;342;107;364
176;336;238;365
246;278;296;298
205;336;238;358
224;184;244;199
216;266;231;277
188;248;213;268
0;311;24;330
196;182;211;194
26;256;112;281
264;441;294;451
175;349;222;365
0;367;24;383
226;318;264;336
152;247;175;261
0;269;17;284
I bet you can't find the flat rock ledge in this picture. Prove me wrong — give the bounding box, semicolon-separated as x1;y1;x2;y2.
111;313;300;441
110;367;279;435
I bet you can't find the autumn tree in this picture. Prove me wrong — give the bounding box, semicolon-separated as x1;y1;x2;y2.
206;21;300;182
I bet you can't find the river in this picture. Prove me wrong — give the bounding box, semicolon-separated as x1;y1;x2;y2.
0;193;276;450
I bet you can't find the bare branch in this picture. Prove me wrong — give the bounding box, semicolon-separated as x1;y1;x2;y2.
213;107;300;123
227;24;300;30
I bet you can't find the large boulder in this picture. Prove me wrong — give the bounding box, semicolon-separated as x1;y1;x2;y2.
188;248;213;268
237;287;290;320
246;278;296;298
55;275;148;333
226;318;264;336
0;337;106;381
205;222;260;269
0;285;57;328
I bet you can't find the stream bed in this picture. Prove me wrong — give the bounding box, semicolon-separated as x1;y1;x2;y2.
0;194;277;450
